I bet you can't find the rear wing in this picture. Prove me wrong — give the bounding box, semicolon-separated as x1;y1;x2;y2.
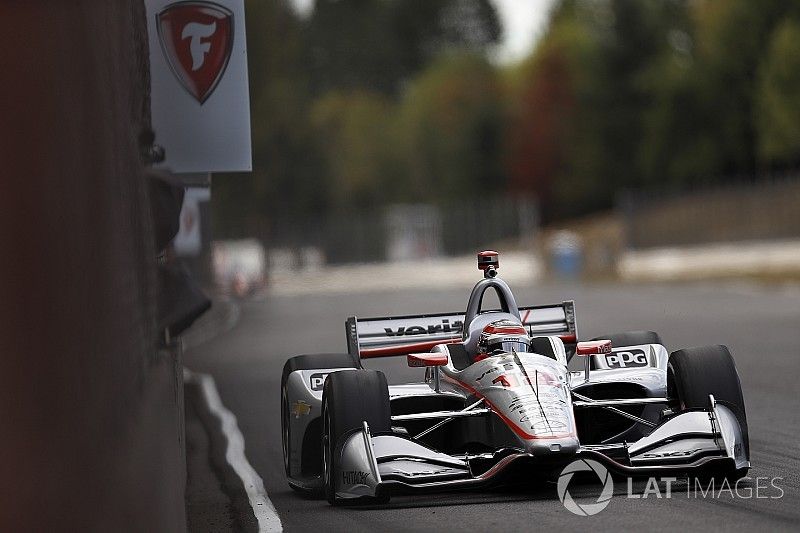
346;301;577;361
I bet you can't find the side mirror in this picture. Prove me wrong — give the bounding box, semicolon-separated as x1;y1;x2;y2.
576;340;612;356
407;353;448;368
576;340;611;382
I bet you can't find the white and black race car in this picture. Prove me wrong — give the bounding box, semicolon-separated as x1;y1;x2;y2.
281;251;749;504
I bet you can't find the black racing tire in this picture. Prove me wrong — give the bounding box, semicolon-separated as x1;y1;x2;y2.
667;345;749;477
592;330;663;348
322;369;391;505
281;353;358;493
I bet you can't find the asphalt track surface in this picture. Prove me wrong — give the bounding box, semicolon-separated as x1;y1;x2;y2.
184;281;800;532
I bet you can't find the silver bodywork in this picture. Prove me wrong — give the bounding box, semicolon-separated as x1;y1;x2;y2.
436;351;581;456
334;396;748;500
283;275;749;499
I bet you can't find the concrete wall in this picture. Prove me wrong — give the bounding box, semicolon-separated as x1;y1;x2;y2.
0;2;185;530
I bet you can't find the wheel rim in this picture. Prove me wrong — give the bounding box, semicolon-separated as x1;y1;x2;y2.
322;398;332;490
281;387;290;474
666;361;684;411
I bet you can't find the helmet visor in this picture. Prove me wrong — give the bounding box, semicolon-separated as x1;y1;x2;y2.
489;340;530;354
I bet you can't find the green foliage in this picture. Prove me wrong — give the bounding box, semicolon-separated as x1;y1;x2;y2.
304;0;501;96
757;18;800;164
310;91;397;208
508;0;685;218
214;0;323;235
213;0;800;236
511;0;800;219
505;11;591;212
214;0;503;237
395;54;505;201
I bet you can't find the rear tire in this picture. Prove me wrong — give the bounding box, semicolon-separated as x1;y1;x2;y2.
281;354;358;494
668;345;749;478
322;369;391;505
592;330;663;348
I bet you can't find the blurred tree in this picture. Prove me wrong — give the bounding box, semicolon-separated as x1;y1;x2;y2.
395;54;505;202
505;11;584;215
310;91;397;209
756;17;800;167
637;2;716;188
304;0;396;94
507;0;679;218
685;0;790;180
305;0;501;95
215;0;504;239
214;0;325;237
640;0;798;188
214;0;800;237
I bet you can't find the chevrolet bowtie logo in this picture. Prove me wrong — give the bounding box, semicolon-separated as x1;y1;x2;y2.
291;400;312;418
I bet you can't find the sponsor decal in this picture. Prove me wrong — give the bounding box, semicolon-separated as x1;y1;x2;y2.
507;386;572;434
407;353;447;367
384;319;463;337
475;367;500;382
291;400;311;418
605;349;648;368
492;374;519;388
309;373;328;391
342;471;371;485
405;468;462;476
641;449;701;459
157;1;234;103
482;319;526;335
519;414;568;430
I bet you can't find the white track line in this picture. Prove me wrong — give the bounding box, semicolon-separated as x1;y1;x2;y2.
185;368;283;532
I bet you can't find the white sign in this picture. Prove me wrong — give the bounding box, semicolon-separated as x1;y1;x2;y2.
146;0;252;173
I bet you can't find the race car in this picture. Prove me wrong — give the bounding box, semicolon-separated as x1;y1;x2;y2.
281;251;750;504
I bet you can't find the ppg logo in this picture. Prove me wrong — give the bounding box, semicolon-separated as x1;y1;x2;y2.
605;349;648;368
309;373;328;391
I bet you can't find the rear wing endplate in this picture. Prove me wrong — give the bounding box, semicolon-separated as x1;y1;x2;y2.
346;301;577;361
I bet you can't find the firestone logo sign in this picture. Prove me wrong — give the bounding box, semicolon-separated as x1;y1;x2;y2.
157;1;234;104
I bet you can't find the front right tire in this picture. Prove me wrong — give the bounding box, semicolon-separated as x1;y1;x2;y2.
321;369;391;505
281;353;358;494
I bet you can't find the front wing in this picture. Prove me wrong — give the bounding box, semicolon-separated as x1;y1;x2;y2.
332;398;749;500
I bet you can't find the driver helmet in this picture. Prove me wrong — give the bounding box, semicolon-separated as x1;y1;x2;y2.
477;319;530;356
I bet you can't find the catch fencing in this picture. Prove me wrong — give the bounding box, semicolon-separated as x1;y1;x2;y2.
219;195;539;266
